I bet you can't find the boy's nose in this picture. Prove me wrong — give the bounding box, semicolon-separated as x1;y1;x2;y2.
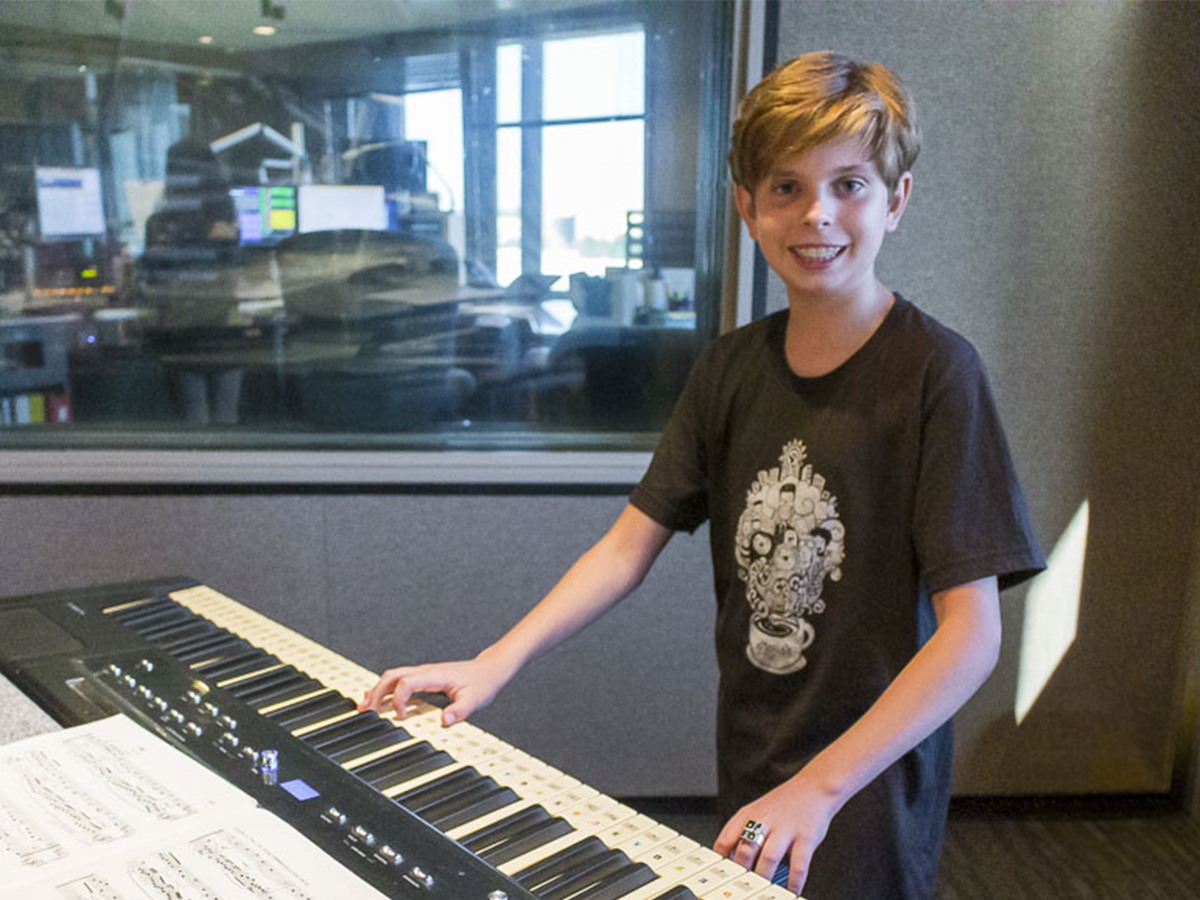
803;197;833;228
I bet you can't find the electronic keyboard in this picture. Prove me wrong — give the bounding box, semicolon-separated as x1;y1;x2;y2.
0;578;799;900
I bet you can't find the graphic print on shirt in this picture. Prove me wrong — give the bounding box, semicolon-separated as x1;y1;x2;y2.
735;439;845;674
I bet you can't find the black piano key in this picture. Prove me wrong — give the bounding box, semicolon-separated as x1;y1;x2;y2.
414;776;502;819
425;783;520;832
194;651;275;680
313;717;396;751
154;622;217;648
138;616;204;641
327;726;413;764
225;665;302;697
126;605;193;628
771;860;789;887
110;600;181;626
301;711;384;748
537;850;636;900
479;815;575;865
462;806;553;854
162;628;229;656
147;620;213;645
208;660;283;685
648;888;701;900
272;695;357;731
351;741;439;780
240;675;323;707
108;596;172;615
563;862;659;900
263;691;352;725
513;835;611;891
157;623;220;652
176;635;250;664
394;767;483;811
364;747;454;792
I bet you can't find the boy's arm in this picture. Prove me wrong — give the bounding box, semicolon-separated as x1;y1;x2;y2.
714;576;1002;896
359;504;674;724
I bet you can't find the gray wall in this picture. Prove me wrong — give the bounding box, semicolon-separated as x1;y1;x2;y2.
768;1;1200;793
0;493;719;797
2;2;1199;802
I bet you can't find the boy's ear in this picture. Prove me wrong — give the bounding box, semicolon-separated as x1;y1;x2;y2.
734;184;759;240
885;172;913;233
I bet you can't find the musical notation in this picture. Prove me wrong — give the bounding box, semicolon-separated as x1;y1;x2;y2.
0;717;388;900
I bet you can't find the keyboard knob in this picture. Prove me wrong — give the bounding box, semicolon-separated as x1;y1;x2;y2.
410;867;433;888
259;749;279;786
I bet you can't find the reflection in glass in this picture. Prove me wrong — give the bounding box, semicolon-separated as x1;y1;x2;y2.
0;1;729;447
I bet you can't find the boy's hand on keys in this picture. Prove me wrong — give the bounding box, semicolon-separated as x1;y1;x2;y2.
359;655;514;726
713;770;840;897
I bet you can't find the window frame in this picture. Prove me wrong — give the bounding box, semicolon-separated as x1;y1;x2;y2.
0;0;743;484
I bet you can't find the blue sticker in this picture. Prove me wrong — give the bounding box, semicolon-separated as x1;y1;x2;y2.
281;778;319;801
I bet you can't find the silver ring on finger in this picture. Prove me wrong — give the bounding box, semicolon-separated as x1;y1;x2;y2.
739;819;767;848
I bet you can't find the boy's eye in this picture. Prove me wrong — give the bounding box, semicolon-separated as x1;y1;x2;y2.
770;181;798;196
840;178;867;193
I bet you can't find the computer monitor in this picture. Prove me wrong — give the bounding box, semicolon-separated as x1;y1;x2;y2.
230;185;297;246
35;166;106;239
297;184;387;234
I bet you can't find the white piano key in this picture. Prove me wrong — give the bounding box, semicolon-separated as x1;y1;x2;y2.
598;813;659;848
700;870;777;900
614;846;725;900
427;720;502;757
496;795;638;875
632;835;699;870
681;857;748;895
746;885;803;900
616;824;680;858
541;785;600;815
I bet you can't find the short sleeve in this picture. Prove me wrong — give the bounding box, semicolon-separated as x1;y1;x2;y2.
629;347;715;533
912;342;1045;593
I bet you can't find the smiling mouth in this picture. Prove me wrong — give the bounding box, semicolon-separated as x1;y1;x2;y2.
792;245;845;261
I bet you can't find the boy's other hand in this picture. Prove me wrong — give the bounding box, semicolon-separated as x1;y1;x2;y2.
358;656;511;726
713;773;840;897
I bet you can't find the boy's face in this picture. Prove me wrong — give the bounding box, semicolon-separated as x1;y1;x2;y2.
735;136;911;305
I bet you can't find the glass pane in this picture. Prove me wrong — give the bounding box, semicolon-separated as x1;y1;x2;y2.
403;89;464;215
495;127;523;288
543;30;645;121
0;0;727;447
541;120;645;288
496;43;523;125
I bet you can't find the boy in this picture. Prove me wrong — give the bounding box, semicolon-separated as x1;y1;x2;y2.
362;51;1044;900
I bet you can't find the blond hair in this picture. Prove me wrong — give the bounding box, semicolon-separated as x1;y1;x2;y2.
729;51;920;192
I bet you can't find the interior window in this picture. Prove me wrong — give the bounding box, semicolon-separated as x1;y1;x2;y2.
0;1;731;448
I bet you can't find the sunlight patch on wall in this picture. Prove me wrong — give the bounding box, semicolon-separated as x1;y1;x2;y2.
1016;500;1089;725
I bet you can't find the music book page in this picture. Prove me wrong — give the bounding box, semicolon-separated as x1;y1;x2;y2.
0;715;388;899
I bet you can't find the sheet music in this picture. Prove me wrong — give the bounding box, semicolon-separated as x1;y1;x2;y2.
0;807;389;900
0;716;387;899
